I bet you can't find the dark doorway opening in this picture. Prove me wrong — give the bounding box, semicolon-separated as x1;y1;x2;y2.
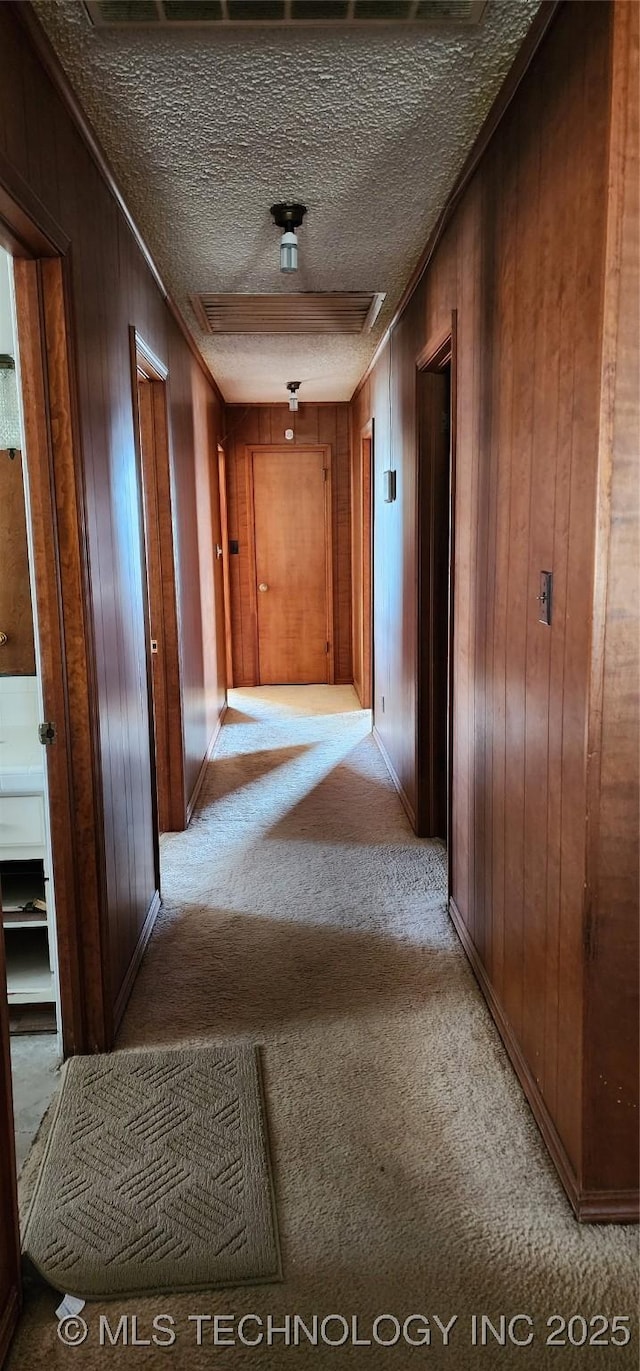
130;330;185;837
416;321;456;850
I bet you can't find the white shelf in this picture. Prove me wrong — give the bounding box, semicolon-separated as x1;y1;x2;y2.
4;927;55;1005
3;914;48;930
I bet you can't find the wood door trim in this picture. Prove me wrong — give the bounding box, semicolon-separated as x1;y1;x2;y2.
13;256;111;1053
415;312;458;867
129;340;161;874
324;452;335;684
447;313;459;900
0;147;69;258
134;333;169;383
360;421;373;709
217;445;234;689
130;329;185;838
416;327;453;374
244;449;260;684
246;444;334;686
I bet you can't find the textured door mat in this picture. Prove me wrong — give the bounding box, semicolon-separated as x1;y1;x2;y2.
22;1045;281;1298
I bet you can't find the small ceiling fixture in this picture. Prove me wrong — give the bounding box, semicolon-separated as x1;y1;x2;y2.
271;203;307;273
287;381;301;412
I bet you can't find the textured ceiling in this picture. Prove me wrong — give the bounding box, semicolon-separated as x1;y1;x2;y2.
33;0;540;402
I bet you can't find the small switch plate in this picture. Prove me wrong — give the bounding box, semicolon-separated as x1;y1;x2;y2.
538;570;553;625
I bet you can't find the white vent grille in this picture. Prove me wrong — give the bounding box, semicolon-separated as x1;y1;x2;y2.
190;292;386;334
84;0;487;27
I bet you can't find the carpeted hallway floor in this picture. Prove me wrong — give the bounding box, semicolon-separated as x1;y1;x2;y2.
9;687;639;1368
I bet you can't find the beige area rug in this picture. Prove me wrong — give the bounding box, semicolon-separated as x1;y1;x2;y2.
9;686;639;1369
22;1046;280;1297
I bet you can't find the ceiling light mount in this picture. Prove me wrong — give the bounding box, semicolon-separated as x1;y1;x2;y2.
287;381;301;412
271;203;307;273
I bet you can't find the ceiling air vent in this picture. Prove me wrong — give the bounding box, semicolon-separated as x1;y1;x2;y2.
190;292;386;334
84;0;487;27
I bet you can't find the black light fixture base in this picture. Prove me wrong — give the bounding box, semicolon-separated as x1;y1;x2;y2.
271;203;307;231
287;381;301;394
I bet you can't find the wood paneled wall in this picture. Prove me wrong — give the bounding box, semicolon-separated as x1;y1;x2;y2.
224;404;352;686
351;0;638;1218
0;5;226;1032
584;0;639;1203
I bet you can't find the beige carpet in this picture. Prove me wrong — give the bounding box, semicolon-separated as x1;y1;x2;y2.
22;1046;280;1297
9;686;639;1368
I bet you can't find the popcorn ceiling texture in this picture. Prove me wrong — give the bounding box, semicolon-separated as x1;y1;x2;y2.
33;0;540;401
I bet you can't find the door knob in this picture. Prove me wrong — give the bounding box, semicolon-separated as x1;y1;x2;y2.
258;583;269;593
0;632;7;646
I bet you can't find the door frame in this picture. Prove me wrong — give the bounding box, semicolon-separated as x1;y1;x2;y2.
11;255;110;1053
0;189;110;1366
415;314;457;880
217;444;234;690
129;328;185;837
246;443;335;686
352;419;374;709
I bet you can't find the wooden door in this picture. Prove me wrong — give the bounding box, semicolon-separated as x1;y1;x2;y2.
249;446;333;686
0;907;21;1367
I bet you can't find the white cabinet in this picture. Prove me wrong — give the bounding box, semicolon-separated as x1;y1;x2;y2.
0;794;46;860
0;678;54;1012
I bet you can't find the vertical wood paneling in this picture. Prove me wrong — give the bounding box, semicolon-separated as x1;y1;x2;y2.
0;5;225;1025
225;404;352;685
584;0;639;1203
351;1;636;1216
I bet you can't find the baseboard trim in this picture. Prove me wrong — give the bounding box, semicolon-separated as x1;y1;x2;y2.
449;897;640;1224
186;702;227;825
113;888;161;1033
576;1190;639;1224
372;725;416;828
447;897;588;1216
0;1288;20;1369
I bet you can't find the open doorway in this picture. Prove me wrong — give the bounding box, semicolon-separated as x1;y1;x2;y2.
0;248;61;1178
130;330;185;836
416;320;456;850
0;180;128;1368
